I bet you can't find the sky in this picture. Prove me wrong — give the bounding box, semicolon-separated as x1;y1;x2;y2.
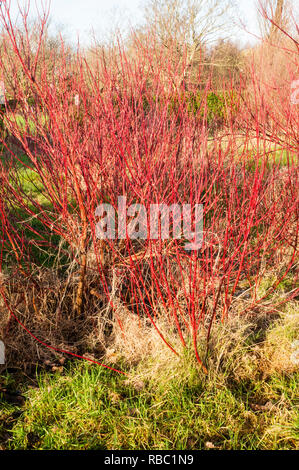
6;0;262;47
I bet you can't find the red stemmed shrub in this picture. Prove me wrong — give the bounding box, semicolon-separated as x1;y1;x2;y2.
0;1;298;372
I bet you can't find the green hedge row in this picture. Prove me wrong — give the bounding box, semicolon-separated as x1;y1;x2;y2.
169;90;239;126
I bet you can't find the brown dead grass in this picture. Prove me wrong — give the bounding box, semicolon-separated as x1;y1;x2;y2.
0;261;298;383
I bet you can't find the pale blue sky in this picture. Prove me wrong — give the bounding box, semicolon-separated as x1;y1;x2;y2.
7;0;262;47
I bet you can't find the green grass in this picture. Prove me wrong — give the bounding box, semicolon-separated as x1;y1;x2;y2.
2;305;298;451
1;354;298;450
245;148;298;171
214;136;298;168
3;113;49;136
0;153;70;270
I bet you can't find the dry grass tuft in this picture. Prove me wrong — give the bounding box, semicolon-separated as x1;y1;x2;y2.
106;302;299;388
261;303;299;376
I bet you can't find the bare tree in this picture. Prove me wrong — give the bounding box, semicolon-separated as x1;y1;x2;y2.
141;0;236;89
143;0;235;47
257;0;297;41
269;0;284;38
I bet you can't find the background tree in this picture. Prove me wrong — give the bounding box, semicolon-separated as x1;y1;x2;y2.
257;0;298;42
139;0;236;90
